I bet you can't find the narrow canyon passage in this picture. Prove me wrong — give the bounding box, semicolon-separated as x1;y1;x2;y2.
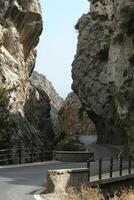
0;0;134;199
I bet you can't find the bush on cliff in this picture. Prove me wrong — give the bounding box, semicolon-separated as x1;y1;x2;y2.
0;87;10;147
0;1;4;11
56;136;85;151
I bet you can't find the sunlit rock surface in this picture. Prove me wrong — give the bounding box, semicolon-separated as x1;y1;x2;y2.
0;0;54;150
59;92;96;135
72;0;134;157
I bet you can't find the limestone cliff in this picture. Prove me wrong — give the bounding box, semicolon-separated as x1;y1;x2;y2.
0;0;54;150
59;92;96;135
31;71;63;127
72;0;134;157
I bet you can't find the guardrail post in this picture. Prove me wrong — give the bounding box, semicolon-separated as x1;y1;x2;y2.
40;147;44;162
7;149;10;165
87;159;90;181
119;155;123;176
31;144;33;163
110;157;113;178
128;157;131;175
99;158;102;180
52;151;56;160
19;147;22;164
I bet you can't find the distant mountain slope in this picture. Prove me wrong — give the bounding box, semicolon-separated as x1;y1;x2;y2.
31;71;63;126
58;92;96;135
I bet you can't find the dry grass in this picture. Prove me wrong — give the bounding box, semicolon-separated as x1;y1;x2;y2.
111;188;134;200
64;186;104;200
63;186;134;200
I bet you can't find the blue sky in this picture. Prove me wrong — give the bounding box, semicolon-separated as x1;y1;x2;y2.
35;0;89;98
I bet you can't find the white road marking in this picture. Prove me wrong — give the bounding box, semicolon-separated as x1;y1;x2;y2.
34;194;43;200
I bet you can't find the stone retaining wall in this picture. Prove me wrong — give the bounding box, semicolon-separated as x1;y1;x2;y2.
46;168;134;194
47;168;88;193
55;151;94;162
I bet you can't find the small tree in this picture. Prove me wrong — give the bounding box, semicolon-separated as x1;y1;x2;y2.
0;1;4;10
0;87;10;147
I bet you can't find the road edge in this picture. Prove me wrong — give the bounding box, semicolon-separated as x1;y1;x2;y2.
34;188;45;200
0;161;62;169
34;194;44;200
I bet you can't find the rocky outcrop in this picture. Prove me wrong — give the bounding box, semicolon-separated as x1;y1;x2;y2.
0;0;54;150
72;0;134;157
59;92;96;135
31;71;63;127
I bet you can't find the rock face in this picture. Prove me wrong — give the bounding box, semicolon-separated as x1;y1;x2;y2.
0;0;54;150
59;92;96;135
31;71;63;127
72;0;134;157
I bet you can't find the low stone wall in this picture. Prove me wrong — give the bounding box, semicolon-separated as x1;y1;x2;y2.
47;168;88;193
47;168;134;194
55;151;94;162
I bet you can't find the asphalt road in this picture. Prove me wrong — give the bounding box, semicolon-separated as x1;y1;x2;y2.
0;161;87;200
0;159;131;200
0;136;127;200
79;135;121;159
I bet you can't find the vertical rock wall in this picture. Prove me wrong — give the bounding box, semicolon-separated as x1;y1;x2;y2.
72;0;134;157
0;0;54;150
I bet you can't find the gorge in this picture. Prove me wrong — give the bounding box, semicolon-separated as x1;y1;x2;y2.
0;0;134;159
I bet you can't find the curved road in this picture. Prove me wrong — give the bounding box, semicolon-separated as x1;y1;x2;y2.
0;159;131;200
0;161;86;200
0;136;126;200
79;135;121;159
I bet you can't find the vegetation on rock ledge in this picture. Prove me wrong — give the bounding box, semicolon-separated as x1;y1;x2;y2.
56;136;85;151
0;87;10;147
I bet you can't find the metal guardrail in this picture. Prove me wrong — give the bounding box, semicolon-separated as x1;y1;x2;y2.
0;147;53;165
87;156;133;181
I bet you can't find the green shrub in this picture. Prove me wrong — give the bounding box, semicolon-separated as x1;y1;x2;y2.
0;0;14;28
91;11;99;20
98;47;109;61
120;13;134;36
113;33;124;44
53;127;65;144
0;14;14;28
56;136;84;151
0;87;10;145
0;1;5;12
91;11;108;21
0;87;8;103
